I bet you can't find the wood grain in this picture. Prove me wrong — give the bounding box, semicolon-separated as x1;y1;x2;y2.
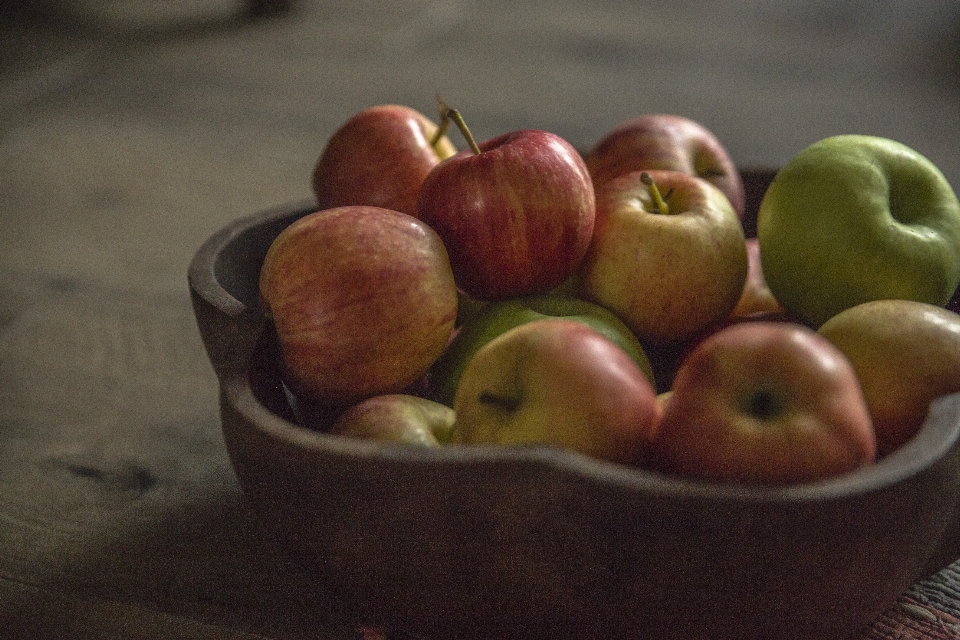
0;286;355;639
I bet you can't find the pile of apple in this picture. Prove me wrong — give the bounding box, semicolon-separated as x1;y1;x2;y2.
257;99;960;486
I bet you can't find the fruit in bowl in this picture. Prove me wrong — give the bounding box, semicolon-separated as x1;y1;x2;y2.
450;318;661;466
311;104;457;218
188;103;960;639
653;321;876;485
191;188;960;640
258;205;458;407
757;134;960;328
584;113;746;219
428;293;654;408
818;299;960;457
578;169;748;345
416;106;595;300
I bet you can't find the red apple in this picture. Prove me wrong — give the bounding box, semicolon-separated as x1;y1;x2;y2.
312;104;457;218
451;318;661;466
653;321;876;485
417;123;595;301
584;114;745;218
578;169;748;345
818;299;960;456
259;206;458;407
730;237;787;319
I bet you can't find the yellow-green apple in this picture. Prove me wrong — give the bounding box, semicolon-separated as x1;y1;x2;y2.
730;237;787;319
584;114;745;218
311;104;457;218
330;394;455;446
818;299;960;456
416;121;595;300
451;318;661;466
578;169;748;345
259;205;458;407
653;321;876;485
757;135;960;328
429;293;654;407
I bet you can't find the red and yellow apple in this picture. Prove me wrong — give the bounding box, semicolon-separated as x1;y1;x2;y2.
818;299;960;456
312;104;457;218
451;318;661;466
578;170;748;345
653;321;876;485
259;205;458;407
330;394;455;446
584;113;745;218
429;293;654;407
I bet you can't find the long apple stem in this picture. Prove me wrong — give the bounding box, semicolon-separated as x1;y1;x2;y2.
436;94;481;155
640;172;670;215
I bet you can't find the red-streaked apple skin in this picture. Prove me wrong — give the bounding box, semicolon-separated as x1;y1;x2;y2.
585;114;745;218
259;206;458;407
818;300;960;457
417;130;595;301
312;104;456;218
330;394;455;446
452;319;661;466
579;169;748;345
653;322;876;485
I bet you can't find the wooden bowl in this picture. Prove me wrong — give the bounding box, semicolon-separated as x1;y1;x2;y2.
188;170;960;640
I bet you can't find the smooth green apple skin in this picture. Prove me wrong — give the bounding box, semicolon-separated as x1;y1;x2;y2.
818;299;960;456
429;294;655;407
653;321;876;485
451;319;661;466
757;135;960;328
579;169;749;345
329;394;455;446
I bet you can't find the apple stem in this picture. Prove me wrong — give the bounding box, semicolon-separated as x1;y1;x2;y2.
640;172;670;215
430;113;452;154
436;94;482;156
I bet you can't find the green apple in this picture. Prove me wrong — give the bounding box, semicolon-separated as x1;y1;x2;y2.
451;319;661;466
330;394;455;446
818;299;960;456
757;135;960;328
429;293;654;407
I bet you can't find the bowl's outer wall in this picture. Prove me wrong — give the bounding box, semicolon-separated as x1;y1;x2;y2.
191;172;960;639
220;364;960;640
188;200;315;378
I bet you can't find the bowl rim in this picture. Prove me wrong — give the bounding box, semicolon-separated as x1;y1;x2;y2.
221;361;960;504
195;195;960;505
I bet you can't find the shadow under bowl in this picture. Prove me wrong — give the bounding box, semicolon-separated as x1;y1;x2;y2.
188;170;960;640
